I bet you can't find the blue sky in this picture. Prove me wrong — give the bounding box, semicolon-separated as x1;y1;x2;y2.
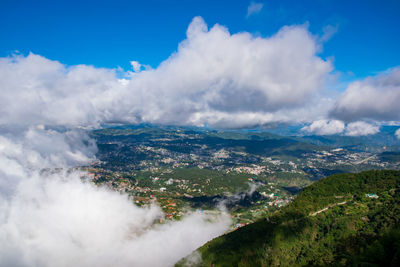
1;0;399;79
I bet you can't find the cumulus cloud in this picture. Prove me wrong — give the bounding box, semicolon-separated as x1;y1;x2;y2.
331;68;400;122
0;16;332;129
302;120;380;136
247;2;264;17
301;119;345;135
133;17;331;127
130;60;142;72
344;121;380;136
0;54;125;126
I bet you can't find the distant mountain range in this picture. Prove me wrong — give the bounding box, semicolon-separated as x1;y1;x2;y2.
265;125;400;153
100;123;400;152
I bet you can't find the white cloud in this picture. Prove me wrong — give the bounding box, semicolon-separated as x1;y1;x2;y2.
302;120;380;136
0;54;124;126
395;128;400;139
320;24;339;42
124;17;332;127
301;119;345;135
0;17;332;129
247;2;264;17
344;121;380;136
0;172;230;267
331;67;400;122
130;60;142;72
0;128;230;267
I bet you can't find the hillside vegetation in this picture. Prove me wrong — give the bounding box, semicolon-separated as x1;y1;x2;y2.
178;170;400;266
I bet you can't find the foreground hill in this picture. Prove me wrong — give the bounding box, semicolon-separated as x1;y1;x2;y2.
178;170;400;266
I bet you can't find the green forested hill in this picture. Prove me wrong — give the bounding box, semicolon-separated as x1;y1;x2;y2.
178;170;400;266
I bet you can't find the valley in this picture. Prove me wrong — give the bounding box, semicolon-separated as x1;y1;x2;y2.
83;125;400;228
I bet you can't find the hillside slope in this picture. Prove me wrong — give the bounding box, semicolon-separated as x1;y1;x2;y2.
178;170;400;266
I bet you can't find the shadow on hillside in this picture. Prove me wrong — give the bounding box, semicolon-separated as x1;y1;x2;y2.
198;210;313;266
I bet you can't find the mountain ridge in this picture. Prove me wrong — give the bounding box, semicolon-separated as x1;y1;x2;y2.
177;170;400;266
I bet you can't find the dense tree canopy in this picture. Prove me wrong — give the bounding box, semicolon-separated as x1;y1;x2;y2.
178;170;400;266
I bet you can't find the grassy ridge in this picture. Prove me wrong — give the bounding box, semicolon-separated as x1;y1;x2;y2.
178;170;400;266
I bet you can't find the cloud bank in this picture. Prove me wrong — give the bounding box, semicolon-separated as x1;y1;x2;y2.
0;16;332;129
303;67;400;137
0;127;230;267
302;120;380;136
301;119;345;135
344;121;380;137
331;68;400;122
